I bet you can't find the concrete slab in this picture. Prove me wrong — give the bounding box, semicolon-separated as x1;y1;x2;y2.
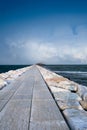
30;120;69;130
0;100;31;130
0;66;69;130
33;90;53;99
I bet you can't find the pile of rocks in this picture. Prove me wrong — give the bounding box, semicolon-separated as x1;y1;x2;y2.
37;65;87;130
0;66;31;90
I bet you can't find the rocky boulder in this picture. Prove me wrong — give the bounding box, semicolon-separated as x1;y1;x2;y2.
58;81;78;92
63;108;87;130
0;78;7;90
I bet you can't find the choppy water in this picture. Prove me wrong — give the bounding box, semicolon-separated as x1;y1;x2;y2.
44;65;87;86
0;65;30;73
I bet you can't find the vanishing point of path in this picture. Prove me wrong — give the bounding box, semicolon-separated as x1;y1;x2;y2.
0;65;69;130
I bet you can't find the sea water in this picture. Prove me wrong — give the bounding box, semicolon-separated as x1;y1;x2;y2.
44;65;87;86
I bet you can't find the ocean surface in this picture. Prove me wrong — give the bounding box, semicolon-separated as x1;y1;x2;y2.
44;65;87;86
0;65;30;73
0;65;87;86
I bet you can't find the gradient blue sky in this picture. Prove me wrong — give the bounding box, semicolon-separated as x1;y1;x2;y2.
0;0;87;64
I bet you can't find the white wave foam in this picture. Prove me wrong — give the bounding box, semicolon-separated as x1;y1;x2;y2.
55;71;87;74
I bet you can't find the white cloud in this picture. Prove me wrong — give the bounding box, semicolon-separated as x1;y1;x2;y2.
6;39;87;64
25;42;57;61
5;23;87;64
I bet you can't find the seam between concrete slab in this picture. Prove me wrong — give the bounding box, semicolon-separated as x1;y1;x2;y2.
36;66;70;129
0;69;32;112
28;74;35;130
0;82;23;112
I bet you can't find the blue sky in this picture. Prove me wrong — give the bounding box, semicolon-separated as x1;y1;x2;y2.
0;0;87;64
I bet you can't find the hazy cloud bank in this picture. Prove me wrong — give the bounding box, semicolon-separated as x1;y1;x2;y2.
0;24;87;64
6;39;87;64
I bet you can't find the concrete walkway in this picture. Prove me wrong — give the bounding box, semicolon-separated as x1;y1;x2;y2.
0;66;69;130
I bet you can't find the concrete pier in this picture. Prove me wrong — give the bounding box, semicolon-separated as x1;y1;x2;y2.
37;65;87;130
1;65;87;130
0;65;69;130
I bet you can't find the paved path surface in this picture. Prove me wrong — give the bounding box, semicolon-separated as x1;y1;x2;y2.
0;66;69;130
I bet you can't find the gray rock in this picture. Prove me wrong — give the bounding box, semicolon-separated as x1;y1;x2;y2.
58;81;78;92
63;108;87;130
77;85;87;98
80;100;87;110
49;86;82;110
57;100;83;111
0;78;7;90
50;86;81;101
0;73;8;79
83;92;87;102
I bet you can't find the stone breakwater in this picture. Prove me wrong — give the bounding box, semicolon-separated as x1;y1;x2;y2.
0;66;31;90
37;65;87;130
1;65;87;129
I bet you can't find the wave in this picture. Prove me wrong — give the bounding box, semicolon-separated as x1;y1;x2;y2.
55;71;87;74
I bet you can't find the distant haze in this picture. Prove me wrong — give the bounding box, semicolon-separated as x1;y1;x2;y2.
0;0;87;64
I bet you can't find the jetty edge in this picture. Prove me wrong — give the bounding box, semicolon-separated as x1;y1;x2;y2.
0;66;32;90
0;65;69;130
0;65;86;129
37;65;87;130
